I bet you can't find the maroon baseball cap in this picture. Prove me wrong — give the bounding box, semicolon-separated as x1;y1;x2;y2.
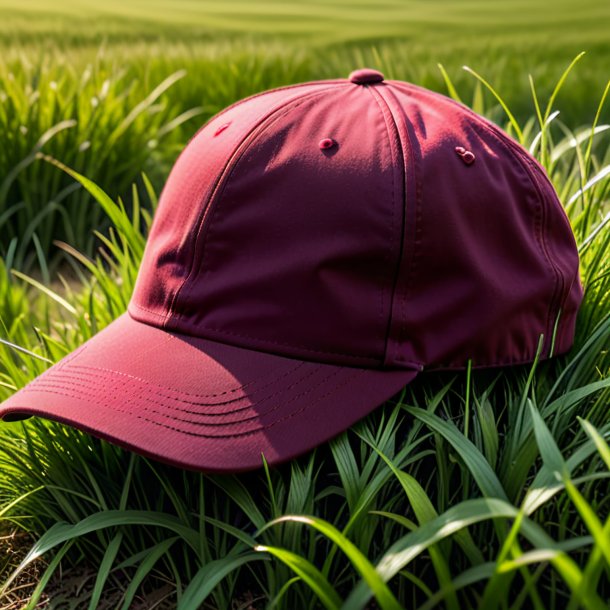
0;69;582;472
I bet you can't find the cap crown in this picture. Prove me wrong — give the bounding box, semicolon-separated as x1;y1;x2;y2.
130;74;582;371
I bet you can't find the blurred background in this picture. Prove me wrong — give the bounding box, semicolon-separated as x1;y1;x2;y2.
0;0;609;272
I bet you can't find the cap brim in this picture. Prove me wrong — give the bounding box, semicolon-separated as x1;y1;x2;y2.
0;313;419;473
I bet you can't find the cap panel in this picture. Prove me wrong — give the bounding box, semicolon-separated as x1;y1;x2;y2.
165;85;404;367
130;82;342;324
392;81;582;363
382;83;566;368
367;85;420;369
433;88;583;360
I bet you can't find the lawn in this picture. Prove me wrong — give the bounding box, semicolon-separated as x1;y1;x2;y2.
0;1;609;608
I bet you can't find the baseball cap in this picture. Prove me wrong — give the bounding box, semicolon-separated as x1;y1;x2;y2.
0;68;583;473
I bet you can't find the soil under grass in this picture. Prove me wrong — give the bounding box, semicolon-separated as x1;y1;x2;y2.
0;526;262;609
1;525;46;610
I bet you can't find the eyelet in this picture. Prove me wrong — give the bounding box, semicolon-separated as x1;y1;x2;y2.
319;138;336;150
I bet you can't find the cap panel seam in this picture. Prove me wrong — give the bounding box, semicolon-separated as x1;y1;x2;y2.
373;85;422;366
178;325;385;363
129;302;424;367
365;85;402;364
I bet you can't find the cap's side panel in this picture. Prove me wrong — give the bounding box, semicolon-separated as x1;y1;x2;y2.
129;82;341;326
383;83;566;369
389;81;583;364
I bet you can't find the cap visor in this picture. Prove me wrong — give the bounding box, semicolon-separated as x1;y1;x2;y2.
0;313;419;473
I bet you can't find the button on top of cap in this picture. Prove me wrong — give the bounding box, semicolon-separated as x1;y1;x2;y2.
349;68;384;85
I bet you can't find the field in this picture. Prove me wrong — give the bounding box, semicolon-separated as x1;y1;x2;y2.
0;1;609;608
1;0;610;266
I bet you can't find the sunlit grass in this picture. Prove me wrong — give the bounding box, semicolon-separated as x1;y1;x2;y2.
0;57;608;608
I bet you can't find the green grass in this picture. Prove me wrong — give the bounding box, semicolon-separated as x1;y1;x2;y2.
1;0;609;265
0;54;609;607
1;0;609;45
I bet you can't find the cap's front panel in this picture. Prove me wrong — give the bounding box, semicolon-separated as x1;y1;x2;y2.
166;85;404;367
130;82;341;325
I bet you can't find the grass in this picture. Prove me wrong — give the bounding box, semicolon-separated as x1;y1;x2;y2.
1;0;610;265
1;0;610;46
0;49;608;608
